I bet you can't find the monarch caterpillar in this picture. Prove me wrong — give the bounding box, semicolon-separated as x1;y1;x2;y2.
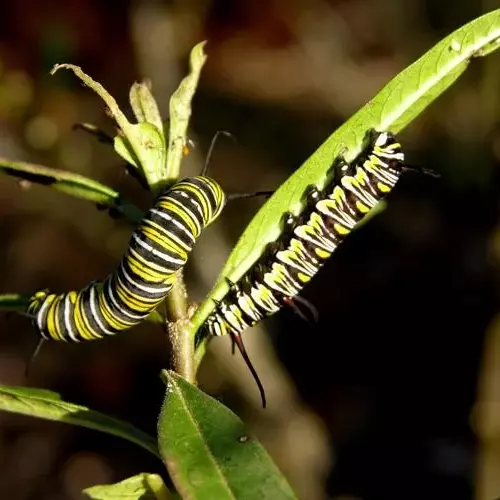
27;175;226;342
198;129;434;407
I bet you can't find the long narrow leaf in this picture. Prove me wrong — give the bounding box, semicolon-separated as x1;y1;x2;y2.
164;41;207;184
0;385;159;458
191;8;500;339
0;159;143;223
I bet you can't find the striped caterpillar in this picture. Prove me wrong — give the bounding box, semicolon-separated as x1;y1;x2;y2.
28;176;225;342
198;130;426;407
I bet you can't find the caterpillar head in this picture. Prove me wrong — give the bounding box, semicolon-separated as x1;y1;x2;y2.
27;289;49;315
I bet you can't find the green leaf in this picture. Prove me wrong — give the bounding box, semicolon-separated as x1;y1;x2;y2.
114;135;141;169
164;41;207;184
190;8;500;341
0;384;159;458
0;386;62;400
157;371;297;500
0;158;143;223
113;122;166;191
83;473;173;500
0;293;31;311
51;64;166;192
130;82;164;134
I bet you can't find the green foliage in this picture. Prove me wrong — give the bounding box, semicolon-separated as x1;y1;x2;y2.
0;158;144;223
83;473;173;500
0;385;159;458
189;8;500;356
158;371;297;500
0;9;500;499
165;42;207;186
0;293;31;311
51;63;169;192
129;82;165;135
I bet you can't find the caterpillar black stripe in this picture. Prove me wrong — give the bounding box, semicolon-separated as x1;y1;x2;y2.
199;130;416;407
27;176;225;341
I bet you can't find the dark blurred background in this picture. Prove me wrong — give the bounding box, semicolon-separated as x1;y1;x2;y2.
0;1;499;499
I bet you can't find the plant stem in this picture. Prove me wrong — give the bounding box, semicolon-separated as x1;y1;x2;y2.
164;272;195;382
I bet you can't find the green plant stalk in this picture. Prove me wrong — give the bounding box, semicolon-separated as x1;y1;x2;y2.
161;42;207;382
164;271;194;382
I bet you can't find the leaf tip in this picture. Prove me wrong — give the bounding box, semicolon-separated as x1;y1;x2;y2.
50;63;80;77
50;64;62;75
